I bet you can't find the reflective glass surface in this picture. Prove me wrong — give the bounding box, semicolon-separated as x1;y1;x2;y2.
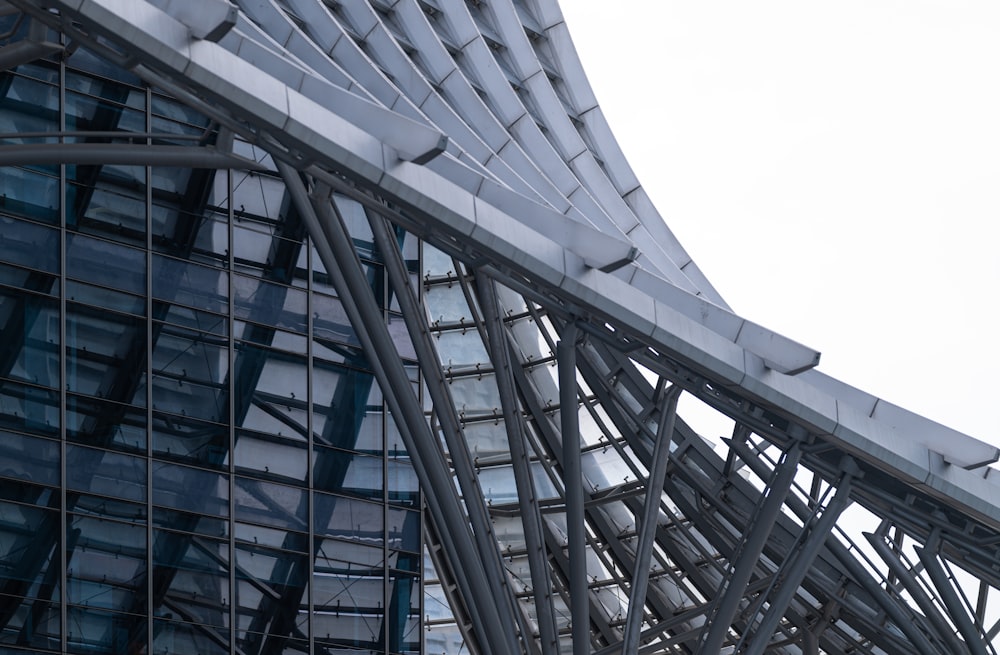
0;46;421;655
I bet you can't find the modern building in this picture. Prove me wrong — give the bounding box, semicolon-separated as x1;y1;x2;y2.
0;1;997;654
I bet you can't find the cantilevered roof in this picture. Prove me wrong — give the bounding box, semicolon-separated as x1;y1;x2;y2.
7;0;1000;653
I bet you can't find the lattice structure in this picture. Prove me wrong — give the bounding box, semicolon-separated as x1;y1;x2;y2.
0;1;998;654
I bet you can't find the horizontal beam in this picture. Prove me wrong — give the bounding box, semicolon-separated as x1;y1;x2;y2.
0;143;267;170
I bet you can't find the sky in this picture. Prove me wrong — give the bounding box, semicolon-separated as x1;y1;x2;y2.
560;1;1000;445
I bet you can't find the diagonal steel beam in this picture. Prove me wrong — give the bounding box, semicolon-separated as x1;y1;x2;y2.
275;160;517;655
742;465;855;655
363;207;533;653
915;546;989;655
864;531;966;654
558;320;589;655
621;382;680;654
476;273;560;655
695;438;803;654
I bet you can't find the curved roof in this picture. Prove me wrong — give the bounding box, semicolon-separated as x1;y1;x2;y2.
7;0;1000;652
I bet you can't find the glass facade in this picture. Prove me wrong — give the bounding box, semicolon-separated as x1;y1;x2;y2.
0;30;421;655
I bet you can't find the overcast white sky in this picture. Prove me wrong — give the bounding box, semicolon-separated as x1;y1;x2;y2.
561;1;1000;444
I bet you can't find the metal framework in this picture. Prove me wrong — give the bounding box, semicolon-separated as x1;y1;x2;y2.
0;1;998;654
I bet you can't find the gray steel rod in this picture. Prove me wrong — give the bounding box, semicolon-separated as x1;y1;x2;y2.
0;143;265;169
695;439;803;655
275;161;513;655
730;442;943;655
864;532;966;655
621;384;681;655
476;273;560;655
558;321;588;655
743;473;854;655
915;546;989;655
365;211;530;653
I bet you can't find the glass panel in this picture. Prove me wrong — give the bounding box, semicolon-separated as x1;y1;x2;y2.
233;275;306;334
66;445;146;503
313;492;383;544
152;461;229;517
151;412;229;471
66;233;146;295
0;217;58;274
65;606;145;655
152;254;228;315
66;303;145;399
150;531;229;629
0;431;59;487
0;288;59;388
234;477;307;533
312;446;381;500
67;280;145;316
67;514;146;612
66;394;146;453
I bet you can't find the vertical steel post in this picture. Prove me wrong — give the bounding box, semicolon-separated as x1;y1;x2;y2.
558;321;588;655
621;384;680;654
696;439;803;654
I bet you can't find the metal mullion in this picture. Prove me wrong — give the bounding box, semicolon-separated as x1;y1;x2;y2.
305;217;315;655
57;53;67;655
144;83;154;655
227;160;236;655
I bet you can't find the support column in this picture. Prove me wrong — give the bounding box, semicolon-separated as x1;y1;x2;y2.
275;162;516;655
621;384;681;654
743;464;855;655
559;321;588;655
864;532;965;655
696;439;803;654
365;210;530;652
915;546;988;655
477;273;560;655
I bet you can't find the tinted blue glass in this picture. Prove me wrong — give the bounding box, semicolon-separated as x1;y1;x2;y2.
66;233;146;295
152;461;229;517
152;254;228;315
234;477;307;533
0;431;59;487
0;217;58;274
66;394;146;452
66;444;146;502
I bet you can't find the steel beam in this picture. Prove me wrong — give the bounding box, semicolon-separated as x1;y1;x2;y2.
476;273;560;655
621;383;680;654
915;546;989;655
558;320;589;655
695;439;804;654
742;467;855;655
0;143;266;169
364;208;531;653
276;160;517;655
864;532;966;654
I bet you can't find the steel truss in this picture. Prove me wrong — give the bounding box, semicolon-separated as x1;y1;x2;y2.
2;1;1000;654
